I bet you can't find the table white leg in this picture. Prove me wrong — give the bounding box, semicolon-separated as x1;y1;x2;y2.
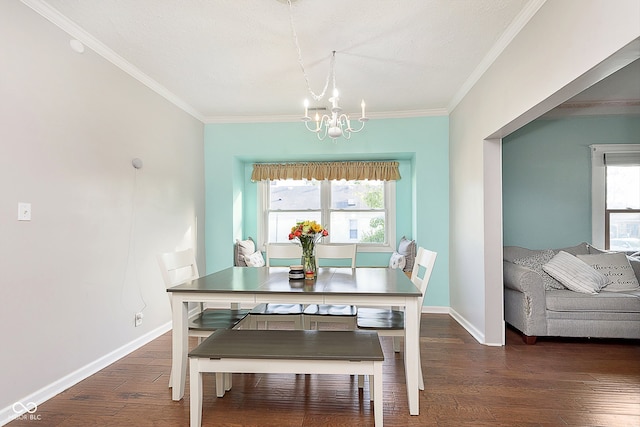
189;358;202;427
404;298;420;415
373;361;384;426
172;297;188;400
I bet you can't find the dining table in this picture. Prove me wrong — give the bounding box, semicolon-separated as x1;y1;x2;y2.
167;266;423;415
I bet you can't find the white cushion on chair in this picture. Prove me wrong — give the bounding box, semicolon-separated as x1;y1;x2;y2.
388;251;407;270
235;237;256;267
398;236;416;272
244;250;265;267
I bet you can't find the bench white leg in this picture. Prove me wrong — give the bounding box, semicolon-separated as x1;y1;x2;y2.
224;372;232;391
373;362;383;427
368;374;374;401
189;359;203;427
215;372;225;397
358;374;364;389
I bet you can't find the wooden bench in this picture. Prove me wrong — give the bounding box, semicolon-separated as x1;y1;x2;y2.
189;329;384;427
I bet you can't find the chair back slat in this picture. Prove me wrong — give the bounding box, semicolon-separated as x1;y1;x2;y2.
315;244;357;268
410;247;437;306
158;248;199;288
265;244;302;267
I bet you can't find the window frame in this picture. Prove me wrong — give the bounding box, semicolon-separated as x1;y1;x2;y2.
590;143;640;249
257;179;396;253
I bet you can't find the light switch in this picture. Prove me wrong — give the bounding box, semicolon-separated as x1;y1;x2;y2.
18;202;31;221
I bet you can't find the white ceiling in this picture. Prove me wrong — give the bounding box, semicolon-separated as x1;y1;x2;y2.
23;0;638;122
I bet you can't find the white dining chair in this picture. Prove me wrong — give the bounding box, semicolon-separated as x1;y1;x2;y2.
158;248;250;388
356;246;437;391
303;244;358;329
248;243;304;329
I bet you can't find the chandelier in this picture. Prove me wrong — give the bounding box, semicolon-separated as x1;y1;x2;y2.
287;2;368;141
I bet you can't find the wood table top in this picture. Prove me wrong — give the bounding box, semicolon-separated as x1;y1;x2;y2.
168;267;420;297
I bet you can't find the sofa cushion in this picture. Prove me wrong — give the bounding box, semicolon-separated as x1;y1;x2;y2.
576;252;640;292
546;289;640;313
504;242;591;263
512;249;565;291
554;242;591;256
543;251;607;294
627;255;640;279
504;245;542;263
587;245;606;254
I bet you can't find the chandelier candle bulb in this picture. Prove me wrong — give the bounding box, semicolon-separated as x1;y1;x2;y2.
304;99;309;118
361;100;366;118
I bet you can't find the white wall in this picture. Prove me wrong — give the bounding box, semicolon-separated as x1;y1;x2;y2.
0;1;204;418
449;0;640;345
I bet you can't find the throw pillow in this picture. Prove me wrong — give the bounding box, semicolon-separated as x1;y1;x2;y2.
628;256;640;281
243;250;265;267
587;244;606;254
576;253;640;292
555;242;591;256
234;237;256;267
542;251;608;294
512;249;565;291
398;236;416;272
389;251;407;270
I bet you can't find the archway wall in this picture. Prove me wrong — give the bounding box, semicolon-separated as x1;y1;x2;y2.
448;0;640;345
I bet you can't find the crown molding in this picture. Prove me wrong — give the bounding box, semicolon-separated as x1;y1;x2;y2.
21;0;205;122
203;108;448;124
447;0;547;112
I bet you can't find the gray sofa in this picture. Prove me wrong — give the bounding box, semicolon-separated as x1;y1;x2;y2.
503;242;640;344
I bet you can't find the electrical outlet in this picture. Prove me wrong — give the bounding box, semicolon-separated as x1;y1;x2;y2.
135;312;144;327
18;202;31;221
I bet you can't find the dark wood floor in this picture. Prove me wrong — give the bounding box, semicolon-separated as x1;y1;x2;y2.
7;314;640;426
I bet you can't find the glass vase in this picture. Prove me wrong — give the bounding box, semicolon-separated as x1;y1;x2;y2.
302;245;317;279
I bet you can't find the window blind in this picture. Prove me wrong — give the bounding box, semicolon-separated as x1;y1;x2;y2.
251;161;401;181
604;152;640;166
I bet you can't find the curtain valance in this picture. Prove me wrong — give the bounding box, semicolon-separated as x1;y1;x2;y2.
250;161;401;182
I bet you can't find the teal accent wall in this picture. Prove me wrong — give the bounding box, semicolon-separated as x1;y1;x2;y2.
204;116;450;307
503;115;640;249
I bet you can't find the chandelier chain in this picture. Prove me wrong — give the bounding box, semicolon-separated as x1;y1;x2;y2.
287;0;335;101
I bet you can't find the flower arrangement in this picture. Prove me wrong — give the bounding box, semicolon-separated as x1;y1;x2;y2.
288;220;328;277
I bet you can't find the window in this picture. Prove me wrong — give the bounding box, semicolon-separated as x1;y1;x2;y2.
259;179;395;251
349;219;358;239
591;144;640;252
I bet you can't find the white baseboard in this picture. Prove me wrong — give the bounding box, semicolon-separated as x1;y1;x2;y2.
425;306;505;345
1;321;171;426
422;305;450;314
449;307;486;344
